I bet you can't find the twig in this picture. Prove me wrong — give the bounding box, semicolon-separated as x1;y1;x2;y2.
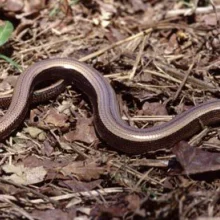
0;177;59;206
166;5;220;18
173;59;196;101
109;160;163;186
29;187;127;204
79;28;152;62
8;200;35;220
50;129;89;159
154;61;216;90
134;168;154;190
210;0;220;26
129;34;148;79
130;158;168;168
143;69;190;87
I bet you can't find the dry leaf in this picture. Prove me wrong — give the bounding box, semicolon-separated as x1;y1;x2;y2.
0;81;11;92
24;126;46;140
58;179;102;192
32;208;76;220
22;155;74;170
141;102;168;115
44;108;69;128
173;141;220;175
42;140;54;157
91;204;127;218
201;14;219;26
125;194;141;211
23;0;46;14
3;0;24;12
30;108;70;130
60;159;106;181
129;0;147;12
2;164;47;185
64;117;97;144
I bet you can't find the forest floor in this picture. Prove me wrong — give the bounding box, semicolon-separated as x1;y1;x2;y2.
0;0;220;219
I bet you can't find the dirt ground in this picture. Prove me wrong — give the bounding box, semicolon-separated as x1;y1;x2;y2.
0;0;220;219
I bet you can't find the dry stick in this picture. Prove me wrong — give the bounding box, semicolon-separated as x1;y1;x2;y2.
19;35;83;55
166;5;220;18
7;200;35;220
30;187;126;204
210;0;220;26
189;127;209;146
49;129;89;159
134;168;155;190
79;28;153;62
130;158;168;168
129;34;148;79
109;160;162;186
0;194;17;202
189;0;199;15
154;61;216;90
0;177;59;206
78;24;201;65
143;69;189;87
173;60;195;101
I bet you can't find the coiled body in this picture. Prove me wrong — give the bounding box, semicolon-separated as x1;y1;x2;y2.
1;58;219;154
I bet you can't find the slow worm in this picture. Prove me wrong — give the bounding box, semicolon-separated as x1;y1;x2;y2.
0;58;219;154
0;79;65;108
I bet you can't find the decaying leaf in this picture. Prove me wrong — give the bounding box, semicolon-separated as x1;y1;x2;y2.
3;0;24;12
0;81;11;97
30;108;70;130
64;117;97;144
44;108;69;128
60;159;106;181
31;208;76;220
24;126;46;141
125;194;141;211
2;163;47;185
173;141;220;175
58;179;102;192
22;155;75;170
141;102;168;116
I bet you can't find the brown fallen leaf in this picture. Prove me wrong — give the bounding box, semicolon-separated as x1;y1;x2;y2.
164;33;178;55
44;108;69;128
30;108;70;130
60;159;106;181
0;182;21;195
125;194;141;211
0;81;11;92
22;155;75;170
91;203;127;218
23;0;46;13
4;75;18;87
2;0;24;12
2;164;47;185
140;102;168;116
41;140;54;157
173;141;220;175
2;0;46;23
24;126;46;141
201;14;218;26
32;208;76;220
129;0;147;12
58;179;102;192
105;26;125;42
64;117;97;144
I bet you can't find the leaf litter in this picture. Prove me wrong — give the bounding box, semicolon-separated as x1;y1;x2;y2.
0;0;220;219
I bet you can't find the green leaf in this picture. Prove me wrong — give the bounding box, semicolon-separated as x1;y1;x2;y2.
0;54;21;72
0;21;14;47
